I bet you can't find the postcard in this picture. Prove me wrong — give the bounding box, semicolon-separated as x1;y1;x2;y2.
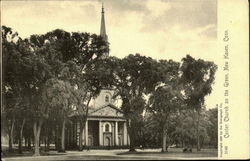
1;0;249;160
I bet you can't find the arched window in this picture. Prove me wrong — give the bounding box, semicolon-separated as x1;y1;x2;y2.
105;124;110;132
105;95;109;103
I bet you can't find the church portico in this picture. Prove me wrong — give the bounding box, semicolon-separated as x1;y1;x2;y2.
82;118;128;147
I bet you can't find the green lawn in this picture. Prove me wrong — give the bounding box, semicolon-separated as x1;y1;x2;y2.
2;146;218;161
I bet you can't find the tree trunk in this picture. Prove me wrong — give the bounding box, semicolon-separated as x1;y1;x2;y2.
60;119;66;152
18;119;26;154
44;124;48;152
55;125;61;151
78;122;84;151
44;137;47;150
181;122;184;148
196;109;201;151
45;135;50;151
8;117;15;152
127;119;136;152
45;130;50;152
162;128;167;152
54;128;58;150
28;136;31;149
79;96;91;151
33;119;43;156
32;138;34;147
25;137;27;147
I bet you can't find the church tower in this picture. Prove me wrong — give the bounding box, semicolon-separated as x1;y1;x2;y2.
100;3;109;58
67;3;129;148
100;3;108;42
92;3;114;108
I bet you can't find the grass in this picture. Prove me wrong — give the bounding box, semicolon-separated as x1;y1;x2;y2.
117;148;218;158
1;145;67;158
1;145;217;160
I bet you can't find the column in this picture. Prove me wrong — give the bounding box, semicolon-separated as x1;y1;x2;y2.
128;133;130;145
123;121;127;145
112;123;115;146
128;120;130;145
85;120;88;146
99;120;103;146
115;121;118;146
77;122;80;146
73;123;76;145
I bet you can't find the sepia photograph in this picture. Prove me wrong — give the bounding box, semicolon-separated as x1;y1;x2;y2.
1;0;249;160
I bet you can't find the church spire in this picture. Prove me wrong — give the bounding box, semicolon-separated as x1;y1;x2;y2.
100;3;107;42
100;3;108;58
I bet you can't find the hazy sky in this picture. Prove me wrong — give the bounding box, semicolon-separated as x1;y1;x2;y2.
2;0;220;109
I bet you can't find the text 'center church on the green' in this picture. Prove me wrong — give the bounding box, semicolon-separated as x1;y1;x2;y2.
65;4;130;149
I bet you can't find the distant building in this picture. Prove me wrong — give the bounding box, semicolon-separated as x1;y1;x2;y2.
65;4;129;149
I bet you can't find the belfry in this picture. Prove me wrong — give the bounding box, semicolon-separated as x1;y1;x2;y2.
65;4;129;149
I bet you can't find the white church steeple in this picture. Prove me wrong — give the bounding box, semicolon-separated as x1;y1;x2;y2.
100;3;108;42
91;3;114;108
100;3;109;58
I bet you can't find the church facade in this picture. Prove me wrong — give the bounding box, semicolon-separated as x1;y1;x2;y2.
65;5;129;149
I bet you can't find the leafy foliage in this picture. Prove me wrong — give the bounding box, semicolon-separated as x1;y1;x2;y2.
2;26;218;155
180;55;217;108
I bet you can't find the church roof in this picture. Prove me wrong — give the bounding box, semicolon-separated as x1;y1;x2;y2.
88;103;125;119
90;103;123;114
69;103;124;119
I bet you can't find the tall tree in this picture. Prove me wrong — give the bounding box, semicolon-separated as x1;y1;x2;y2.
28;29;109;152
74;56;116;150
206;108;218;148
42;78;76;152
147;59;182;152
2;26;31;152
110;54;163;151
2;26;110;155
180;55;217;151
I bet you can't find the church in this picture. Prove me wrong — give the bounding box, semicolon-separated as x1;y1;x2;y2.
65;5;129;149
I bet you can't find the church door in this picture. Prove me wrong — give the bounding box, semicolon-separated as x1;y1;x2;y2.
118;136;122;146
88;136;93;146
104;136;111;146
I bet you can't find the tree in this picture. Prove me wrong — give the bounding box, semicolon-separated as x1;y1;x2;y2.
149;59;181;152
75;56;116;150
140;112;162;148
170;109;210;148
2;93;16;152
2;26;110;155
2;26;31;153
109;54;164;151
206;108;218;148
2;26;52;155
180;55;217;151
15;100;30;154
28;29;109;152
148;86;182;152
42;78;76;152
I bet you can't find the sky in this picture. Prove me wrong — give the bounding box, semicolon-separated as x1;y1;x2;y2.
1;0;220;109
